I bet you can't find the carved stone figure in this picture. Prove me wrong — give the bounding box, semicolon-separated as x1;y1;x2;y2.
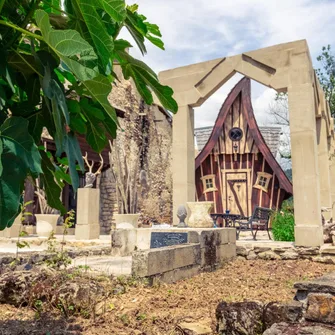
177;205;188;228
84;172;96;188
82;152;104;188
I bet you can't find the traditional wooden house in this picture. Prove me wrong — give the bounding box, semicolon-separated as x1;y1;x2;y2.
195;77;293;217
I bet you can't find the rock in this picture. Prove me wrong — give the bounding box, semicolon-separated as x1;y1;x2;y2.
216;301;263;335
273;247;294;254
113;284;126;295
323;222;335;244
0;270;48;306
280;251;299;260
258;251;281;260
296;247;320;256
178;321;212;335
294;272;335;295
254;247;272;254
311;256;335;264
263;322;335;335
305;293;335;324
236;246;248;257
247;251;258;260
55;280;105;311
263;301;303;328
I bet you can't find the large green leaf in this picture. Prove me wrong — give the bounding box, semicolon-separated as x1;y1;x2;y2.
99;0;126;22
83;74;118;123
0;117;42;229
117;51;178;113
73;0;114;71
125;6;164;55
40;150;66;214
63;133;84;191
35;9;99;81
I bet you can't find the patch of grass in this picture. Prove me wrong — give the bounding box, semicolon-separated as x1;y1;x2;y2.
271;200;295;242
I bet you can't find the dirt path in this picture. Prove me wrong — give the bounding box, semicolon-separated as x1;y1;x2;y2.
1;259;334;335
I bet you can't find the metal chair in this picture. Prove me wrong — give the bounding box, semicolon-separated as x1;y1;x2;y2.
235;207;272;240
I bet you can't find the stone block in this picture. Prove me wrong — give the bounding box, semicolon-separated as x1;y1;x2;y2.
280;250;299;260
76;188;100;225
305;293;335;324
258;251;281;260
294;272;335;295
75;224;100;240
254;246;272;253
216;243;236;263
147;248;175;276
111;229;137;256
156;265;201;284
263;301;303;328
216;301;263;335
136;229;152;250
246;250;257;260
173;244;201;269
236;245;248;256
198;229;229;248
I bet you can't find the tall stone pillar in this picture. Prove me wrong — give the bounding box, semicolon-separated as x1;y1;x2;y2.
75;188;100;240
329;137;335;220
316;116;332;220
172;105;195;225
288;83;323;247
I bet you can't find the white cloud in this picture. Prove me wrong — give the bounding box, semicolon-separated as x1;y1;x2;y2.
121;0;335;126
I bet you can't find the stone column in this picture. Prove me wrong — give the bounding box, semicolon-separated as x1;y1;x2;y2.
75;188;100;240
288;83;323;247
316;116;332;220
329;137;335;220
172;105;195;225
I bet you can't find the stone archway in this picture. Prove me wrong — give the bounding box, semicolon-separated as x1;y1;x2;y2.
159;40;335;247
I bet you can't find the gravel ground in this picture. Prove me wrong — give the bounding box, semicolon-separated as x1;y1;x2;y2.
0;258;334;335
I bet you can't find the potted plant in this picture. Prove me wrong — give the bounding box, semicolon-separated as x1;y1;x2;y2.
35;178;60;236
109;141;146;229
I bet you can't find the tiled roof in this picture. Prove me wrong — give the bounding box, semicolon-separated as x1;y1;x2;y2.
195;125;282;157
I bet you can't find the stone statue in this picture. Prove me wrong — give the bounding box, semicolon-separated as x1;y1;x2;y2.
82;152;104;188
177;204;188;228
84;172;96;188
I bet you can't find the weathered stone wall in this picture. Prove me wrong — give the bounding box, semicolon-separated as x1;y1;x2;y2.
99;66;172;232
99;169;118;234
236;244;335;264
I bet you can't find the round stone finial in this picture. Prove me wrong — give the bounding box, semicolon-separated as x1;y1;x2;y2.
177;205;188;228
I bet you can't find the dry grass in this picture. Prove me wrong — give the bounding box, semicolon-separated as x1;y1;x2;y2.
0;259;334;335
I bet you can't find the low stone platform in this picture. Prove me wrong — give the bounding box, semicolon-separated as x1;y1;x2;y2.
132;228;236;283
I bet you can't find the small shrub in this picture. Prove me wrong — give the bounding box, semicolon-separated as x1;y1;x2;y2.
271;200;295;241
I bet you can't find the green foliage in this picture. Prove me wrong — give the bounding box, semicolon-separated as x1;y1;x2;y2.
0;0;177;229
271;200;295;242
45;209;75;268
316;45;335;117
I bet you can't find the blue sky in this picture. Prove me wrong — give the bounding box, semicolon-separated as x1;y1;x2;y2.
121;0;335;128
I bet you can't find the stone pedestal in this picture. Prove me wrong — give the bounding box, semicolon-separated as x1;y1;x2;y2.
0;215;22;238
187;202;214;228
75;188;100;240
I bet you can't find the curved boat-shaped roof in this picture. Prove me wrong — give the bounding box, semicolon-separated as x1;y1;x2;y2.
195;77;293;195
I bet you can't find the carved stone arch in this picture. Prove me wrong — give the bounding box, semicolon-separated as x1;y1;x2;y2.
159;40;334;247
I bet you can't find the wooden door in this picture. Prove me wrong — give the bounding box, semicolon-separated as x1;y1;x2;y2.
225;172;248;217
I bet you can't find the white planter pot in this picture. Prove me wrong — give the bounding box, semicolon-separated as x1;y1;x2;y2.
187;202;214;228
114;214;140;229
35;214;59;237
